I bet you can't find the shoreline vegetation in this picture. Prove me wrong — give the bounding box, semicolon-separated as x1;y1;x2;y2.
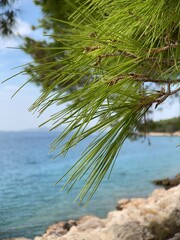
138;117;180;136
137;117;180;137
4;178;180;240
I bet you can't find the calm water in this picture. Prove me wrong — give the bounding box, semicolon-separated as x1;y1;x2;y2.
0;132;179;239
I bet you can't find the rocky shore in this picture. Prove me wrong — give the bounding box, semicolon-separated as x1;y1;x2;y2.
153;173;180;189
5;184;180;240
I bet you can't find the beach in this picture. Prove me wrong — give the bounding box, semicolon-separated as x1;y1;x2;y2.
147;131;180;137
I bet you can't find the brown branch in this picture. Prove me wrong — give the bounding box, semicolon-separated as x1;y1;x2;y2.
155;87;180;109
150;42;178;53
137;87;180;112
83;46;101;53
101;50;137;59
94;50;137;66
108;76;124;86
108;74;180;86
95;53;120;66
131;75;180;84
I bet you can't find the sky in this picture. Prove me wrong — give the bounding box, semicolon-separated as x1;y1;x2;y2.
0;0;179;131
0;0;56;131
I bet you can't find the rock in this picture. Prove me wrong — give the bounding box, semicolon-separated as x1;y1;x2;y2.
153;173;180;189
153;178;170;186
65;185;180;239
41;219;77;239
175;174;180;180
168;233;180;240
148;209;180;239
116;198;131;210
76;215;105;230
63;220;77;231
110;222;154;240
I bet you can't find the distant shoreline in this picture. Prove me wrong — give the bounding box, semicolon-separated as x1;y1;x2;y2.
146;131;180;137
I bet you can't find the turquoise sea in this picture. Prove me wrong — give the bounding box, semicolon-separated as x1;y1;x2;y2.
0;131;180;239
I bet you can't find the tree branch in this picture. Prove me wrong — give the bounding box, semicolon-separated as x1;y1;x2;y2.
155;87;180;109
150;42;178;53
108;74;180;86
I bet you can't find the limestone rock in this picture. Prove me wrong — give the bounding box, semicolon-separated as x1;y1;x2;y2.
39;219;77;239
59;185;180;240
116;198;131;210
168;233;180;240
109;222;154;240
76;215;105;231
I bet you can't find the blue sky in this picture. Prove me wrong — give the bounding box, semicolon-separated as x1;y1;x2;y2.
0;0;179;131
0;0;55;131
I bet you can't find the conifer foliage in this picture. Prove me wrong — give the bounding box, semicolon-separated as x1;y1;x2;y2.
0;0;16;36
22;0;180;204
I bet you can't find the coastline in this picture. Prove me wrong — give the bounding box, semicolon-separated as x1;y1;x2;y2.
143;131;180;137
5;184;180;240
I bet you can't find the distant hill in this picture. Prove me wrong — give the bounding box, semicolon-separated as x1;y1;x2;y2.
138;117;180;133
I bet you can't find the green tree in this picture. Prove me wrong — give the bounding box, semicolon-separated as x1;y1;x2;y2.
19;0;180;205
138;118;180;133
0;0;17;36
22;0;85;90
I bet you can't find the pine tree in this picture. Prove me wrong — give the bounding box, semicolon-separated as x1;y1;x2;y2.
21;0;85;90
18;0;180;204
0;0;17;36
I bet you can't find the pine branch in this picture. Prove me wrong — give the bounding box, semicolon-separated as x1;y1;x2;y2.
155;86;180;109
13;0;180;204
151;42;178;53
94;50;137;66
108;74;180;86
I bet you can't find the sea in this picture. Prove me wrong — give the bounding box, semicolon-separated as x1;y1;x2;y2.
0;131;179;239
